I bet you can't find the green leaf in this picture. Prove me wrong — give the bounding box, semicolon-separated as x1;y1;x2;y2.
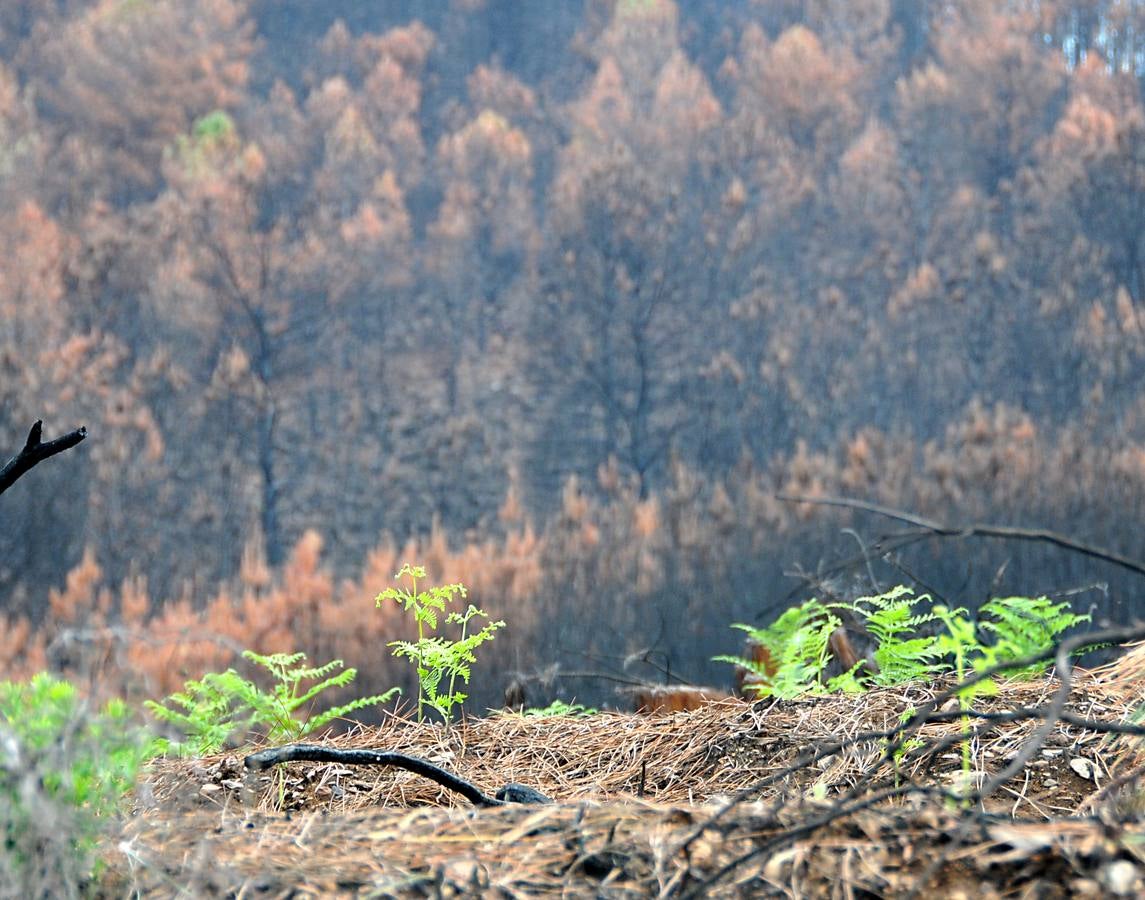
149;651;397;752
382;563;500;722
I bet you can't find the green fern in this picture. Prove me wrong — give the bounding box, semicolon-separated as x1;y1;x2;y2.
847;586;946;686
931;604;996;792
977;596;1092;678
144;670;257;756
146;651;399;755
715;599;851;699
240;650;399;740
388;608;505;721
768;614;840;697
718;587;1095;707
381;564;504;723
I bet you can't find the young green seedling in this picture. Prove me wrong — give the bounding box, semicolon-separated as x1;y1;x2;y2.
379;563;505;723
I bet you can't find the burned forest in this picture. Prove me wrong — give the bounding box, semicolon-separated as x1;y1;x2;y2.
6;2;1145;897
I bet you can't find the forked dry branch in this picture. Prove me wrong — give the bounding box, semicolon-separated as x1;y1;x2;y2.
777;492;1145;581
0;420;87;498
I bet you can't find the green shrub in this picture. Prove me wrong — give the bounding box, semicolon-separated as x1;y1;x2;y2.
0;673;155;899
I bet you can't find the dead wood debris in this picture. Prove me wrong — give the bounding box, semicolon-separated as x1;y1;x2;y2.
0;420;86;498
107;628;1145;897
243;743;552;806
107;800;1145;898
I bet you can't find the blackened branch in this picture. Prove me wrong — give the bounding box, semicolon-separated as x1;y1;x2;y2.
243;743;552;807
0;420;87;498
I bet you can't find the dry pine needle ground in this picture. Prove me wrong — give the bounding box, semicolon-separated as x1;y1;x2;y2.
104;658;1145;897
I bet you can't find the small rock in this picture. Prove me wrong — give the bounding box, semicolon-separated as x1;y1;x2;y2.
1070;877;1103;897
1070;758;1094;781
1102;860;1141;896
763;847;797;881
442;858;486;888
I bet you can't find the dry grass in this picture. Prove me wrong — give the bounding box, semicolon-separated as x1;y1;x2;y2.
100;664;1145;897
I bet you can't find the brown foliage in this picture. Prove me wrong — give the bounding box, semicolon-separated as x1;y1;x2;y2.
1;1;1145;713
32;0;254;194
6;389;1145;712
631;685;739;713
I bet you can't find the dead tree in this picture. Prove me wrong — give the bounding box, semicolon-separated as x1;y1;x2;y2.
0;421;87;498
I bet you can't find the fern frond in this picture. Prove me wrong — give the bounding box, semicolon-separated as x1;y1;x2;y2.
717;599;842;698
301;687;401;735
978;595;1091;679
287;658;344;682
288;668;358;711
243;651;306;682
871;635;946;686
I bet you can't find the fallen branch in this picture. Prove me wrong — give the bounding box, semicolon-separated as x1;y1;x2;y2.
243;744;552;807
0;420;87;497
776;492;1145;580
